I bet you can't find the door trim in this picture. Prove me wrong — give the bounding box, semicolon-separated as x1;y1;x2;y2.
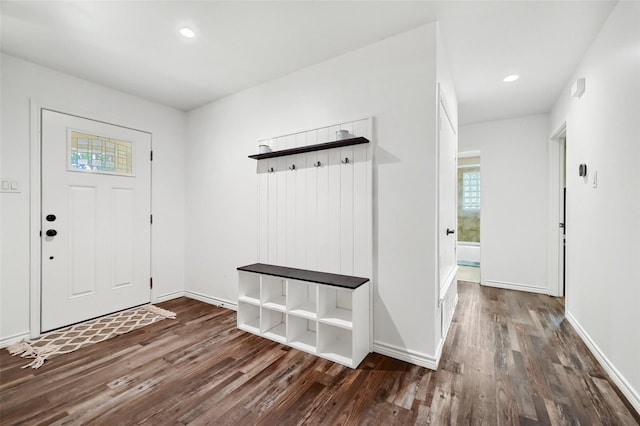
547;122;566;297
29;100;153;338
435;84;457;304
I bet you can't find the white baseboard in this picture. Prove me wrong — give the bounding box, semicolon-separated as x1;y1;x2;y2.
566;311;640;414
373;340;438;370
483;279;549;295
0;331;31;349
154;290;185;303
184;290;237;311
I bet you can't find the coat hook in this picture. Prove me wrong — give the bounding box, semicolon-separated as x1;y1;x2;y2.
289;164;296;170
314;161;321;167
268;167;274;173
341;157;350;164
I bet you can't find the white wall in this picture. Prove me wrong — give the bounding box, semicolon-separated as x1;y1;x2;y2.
550;2;640;411
459;114;550;293
186;23;452;365
0;54;187;343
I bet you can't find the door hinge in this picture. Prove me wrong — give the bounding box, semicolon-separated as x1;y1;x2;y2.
150;150;153;161
150;277;153;289
150;214;153;224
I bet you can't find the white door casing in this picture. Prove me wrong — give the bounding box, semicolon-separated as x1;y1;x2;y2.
41;109;151;332
438;90;458;293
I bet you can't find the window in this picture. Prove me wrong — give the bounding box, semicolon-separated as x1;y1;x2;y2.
69;130;133;176
461;171;480;210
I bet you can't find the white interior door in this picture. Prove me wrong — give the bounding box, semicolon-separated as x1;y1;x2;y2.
438;95;457;289
41;110;151;332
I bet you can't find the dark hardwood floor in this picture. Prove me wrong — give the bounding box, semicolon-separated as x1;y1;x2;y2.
1;282;638;425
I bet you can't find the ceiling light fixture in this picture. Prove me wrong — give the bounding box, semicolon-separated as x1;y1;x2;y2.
503;74;519;83
179;27;196;39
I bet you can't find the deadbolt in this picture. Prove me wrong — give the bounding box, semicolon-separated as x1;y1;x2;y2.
46;214;56;222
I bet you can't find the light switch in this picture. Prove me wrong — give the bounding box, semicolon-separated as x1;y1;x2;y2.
1;178;20;193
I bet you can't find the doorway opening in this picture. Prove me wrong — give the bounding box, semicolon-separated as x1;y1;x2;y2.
559;135;567;296
549;124;567;297
457;151;481;284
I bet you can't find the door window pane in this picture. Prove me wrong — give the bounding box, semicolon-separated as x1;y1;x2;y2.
69;130;133;176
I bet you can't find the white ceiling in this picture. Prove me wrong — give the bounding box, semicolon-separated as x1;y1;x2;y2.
0;1;616;125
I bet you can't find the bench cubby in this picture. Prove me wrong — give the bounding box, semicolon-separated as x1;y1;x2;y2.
237;263;370;368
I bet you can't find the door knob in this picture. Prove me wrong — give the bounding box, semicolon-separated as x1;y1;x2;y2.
446;228;455;235
46;229;57;237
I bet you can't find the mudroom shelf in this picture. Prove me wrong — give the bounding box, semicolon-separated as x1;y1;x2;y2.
248;137;369;160
237;263;371;368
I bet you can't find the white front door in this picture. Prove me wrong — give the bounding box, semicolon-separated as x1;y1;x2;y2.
438;95;457;288
41;110;151;332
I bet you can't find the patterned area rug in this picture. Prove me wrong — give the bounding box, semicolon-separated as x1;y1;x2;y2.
7;304;176;369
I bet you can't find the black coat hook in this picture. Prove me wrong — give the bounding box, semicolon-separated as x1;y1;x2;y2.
314;161;321;167
289;164;296;170
341;157;350;164
268;167;274;173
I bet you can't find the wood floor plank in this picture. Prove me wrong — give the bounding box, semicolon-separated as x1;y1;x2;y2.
1;284;638;425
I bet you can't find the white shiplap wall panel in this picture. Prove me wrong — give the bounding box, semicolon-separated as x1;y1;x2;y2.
258;160;269;263
256;118;372;279
285;159;296;267
316;149;330;272
294;154;307;269
276;156;287;265
267;158;278;264
339;145;354;276
353;144;370;277
327;149;342;273
305;153;318;271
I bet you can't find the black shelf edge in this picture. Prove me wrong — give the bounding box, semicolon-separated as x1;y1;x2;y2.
237;263;370;290
248;137;369;160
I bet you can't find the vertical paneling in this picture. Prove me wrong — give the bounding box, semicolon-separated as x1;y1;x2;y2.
276;157;287;265
352;144;370;277
316;149;329;272
340;145;354;276
305;131;318;270
316;127;329;145
285;158;296;267
305;152;318;270
294;154;307;269
112;188;134;288
257;161;269;263
257;118;372;279
69;186;97;296
267;158;277;264
327;148;342;273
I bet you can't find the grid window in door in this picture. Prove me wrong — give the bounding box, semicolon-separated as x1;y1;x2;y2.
69;130;133;176
462;171;480;210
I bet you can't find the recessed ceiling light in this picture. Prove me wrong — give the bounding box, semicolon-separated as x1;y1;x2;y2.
179;27;196;39
503;74;519;83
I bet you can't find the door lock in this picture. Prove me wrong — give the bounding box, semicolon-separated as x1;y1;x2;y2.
46;229;57;237
46;214;56;222
446;228;455;235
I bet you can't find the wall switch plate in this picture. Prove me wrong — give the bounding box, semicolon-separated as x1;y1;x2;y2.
0;179;21;193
